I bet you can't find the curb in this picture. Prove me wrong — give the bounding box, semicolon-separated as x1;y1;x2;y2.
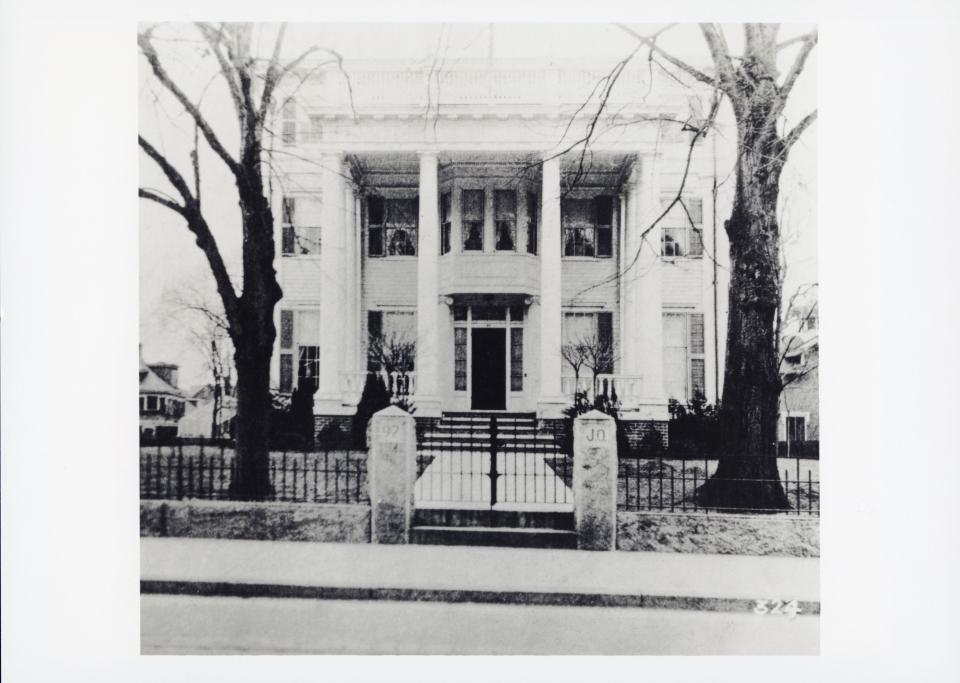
141;579;820;615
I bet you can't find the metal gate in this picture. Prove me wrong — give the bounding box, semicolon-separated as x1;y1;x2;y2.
415;415;573;509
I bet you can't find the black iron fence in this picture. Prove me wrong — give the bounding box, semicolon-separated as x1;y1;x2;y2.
617;455;819;516
139;438;369;504
415;416;573;507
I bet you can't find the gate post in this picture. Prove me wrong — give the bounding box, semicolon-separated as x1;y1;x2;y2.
573;410;618;550
368;406;417;544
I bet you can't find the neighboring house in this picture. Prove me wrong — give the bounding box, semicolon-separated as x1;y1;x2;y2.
779;305;819;449
139;348;186;439
179;393;237;439
268;58;732;447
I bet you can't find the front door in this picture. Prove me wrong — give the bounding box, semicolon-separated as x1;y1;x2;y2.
471;328;506;410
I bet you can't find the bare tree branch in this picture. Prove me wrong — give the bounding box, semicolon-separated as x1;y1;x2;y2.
783;109;817;149
195;23;245;118
138;29;241;175
779;30;817;101
698;23;736;89
138;134;241;329
615;23;715;86
139;188;185;215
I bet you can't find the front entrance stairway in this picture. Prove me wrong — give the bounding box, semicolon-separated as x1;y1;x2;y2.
418;411;559;453
411;508;577;549
413;411;575;549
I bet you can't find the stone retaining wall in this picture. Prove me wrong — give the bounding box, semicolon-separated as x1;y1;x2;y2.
141;499;370;543
617;511;819;557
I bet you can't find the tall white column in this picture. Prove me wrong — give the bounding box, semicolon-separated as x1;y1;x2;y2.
537;154;566;418
316;152;349;415
415;152;442;417
633;153;668;419
342;175;359;406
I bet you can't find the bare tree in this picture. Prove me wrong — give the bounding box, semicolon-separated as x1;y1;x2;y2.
164;280;235;438
138;23;325;498
613;23;817;511
562;329;617;401
367;329;416;397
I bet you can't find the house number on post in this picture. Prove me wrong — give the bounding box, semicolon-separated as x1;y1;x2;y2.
380;423;402;443
585;427;607;443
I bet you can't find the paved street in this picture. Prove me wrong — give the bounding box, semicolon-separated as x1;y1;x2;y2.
141;594;819;655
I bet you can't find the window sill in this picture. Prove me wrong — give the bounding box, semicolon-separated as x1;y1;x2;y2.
367;255;418;261
281;254;322;260
562;256;614;262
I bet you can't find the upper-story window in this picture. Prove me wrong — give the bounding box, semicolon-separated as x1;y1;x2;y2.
367;196;418;257
440;192;452;254
280;196;320;256
660;194;703;258
526;192;538;255
281;99;296;145
494;190;517;251
562;196;613;257
462;189;484;251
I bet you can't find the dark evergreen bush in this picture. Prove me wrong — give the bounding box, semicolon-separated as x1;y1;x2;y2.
352;372;391;449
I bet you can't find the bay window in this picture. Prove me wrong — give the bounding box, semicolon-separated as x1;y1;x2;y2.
367;196;418;257
494;189;517;251
461;189;484;251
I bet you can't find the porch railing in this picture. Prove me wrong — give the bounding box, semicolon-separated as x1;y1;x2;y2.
341;370;416;404
561;374;645;408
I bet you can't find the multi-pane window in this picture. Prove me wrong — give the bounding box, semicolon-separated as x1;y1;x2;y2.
280;196;320;256
526;191;538;255
367;196;418;257
278;309;320;393
308;115;324;143
562;196;613;257
660;195;704;258
298;346;320;392
561;311;614;378
663;312;706;400
440;192;452;254
367;310;416;373
454;327;467;391
510;328;523;391
281;99;296;145
494;189;517;251
786;416;806;443
462;189;484;251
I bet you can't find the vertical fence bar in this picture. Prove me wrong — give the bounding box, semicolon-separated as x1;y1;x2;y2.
681;459;686;511
808;470;813;515
334;459;341;502
176;441;184;500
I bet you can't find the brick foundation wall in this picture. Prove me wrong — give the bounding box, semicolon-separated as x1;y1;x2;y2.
621;419;669;454
314;415;354;447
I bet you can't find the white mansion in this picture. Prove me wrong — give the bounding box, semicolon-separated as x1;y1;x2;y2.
269;58;731;443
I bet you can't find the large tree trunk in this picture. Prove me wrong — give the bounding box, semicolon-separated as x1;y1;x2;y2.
227;156;283;499
698;109;791;512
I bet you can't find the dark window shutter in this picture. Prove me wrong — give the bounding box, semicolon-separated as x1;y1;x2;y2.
688;198;703;225
597;312;614;373
279;354;293;393
280;310;294;349
367;196;384;225
282;196;296;224
594;195;613;225
689;313;705;354
367;311;383;371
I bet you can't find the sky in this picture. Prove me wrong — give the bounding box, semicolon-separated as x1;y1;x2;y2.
139;23;817;390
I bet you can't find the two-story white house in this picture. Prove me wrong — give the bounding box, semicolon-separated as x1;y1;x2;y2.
268;58;731;447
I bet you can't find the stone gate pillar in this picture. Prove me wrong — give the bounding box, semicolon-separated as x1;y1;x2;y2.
368;406;417;544
574;410;618;550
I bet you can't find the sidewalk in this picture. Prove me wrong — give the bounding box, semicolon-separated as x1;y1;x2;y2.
141;538;819;613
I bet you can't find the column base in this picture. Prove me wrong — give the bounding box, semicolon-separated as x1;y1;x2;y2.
619;400;670;422
313;397;357;417
536;397;569;420
410;395;442;418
